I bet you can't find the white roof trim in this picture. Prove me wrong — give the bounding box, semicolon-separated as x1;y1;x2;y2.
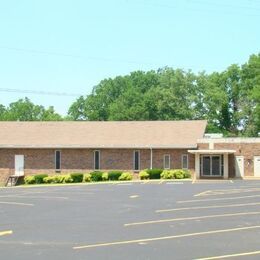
198;138;260;143
188;149;236;154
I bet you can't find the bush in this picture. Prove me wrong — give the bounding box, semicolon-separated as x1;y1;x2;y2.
139;170;149;180
43;176;55;184
172;170;184;179
34;174;48;184
119;172;133;181
102;172;108;181
183;170;192;178
53;175;66;183
108;171;123;181
24;175;36;184
64;175;73;183
70;173;84;183
161;170;174;179
84;173;91;182
90;171;103;182
146;169;163;179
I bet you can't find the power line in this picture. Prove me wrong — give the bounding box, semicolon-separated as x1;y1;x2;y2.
191;0;260;12
0;46;229;72
0;88;82;97
0;46;152;66
130;0;260;17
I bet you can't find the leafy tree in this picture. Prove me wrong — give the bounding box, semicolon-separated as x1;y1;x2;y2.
0;97;63;121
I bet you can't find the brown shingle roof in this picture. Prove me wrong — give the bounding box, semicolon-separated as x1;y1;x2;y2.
0;120;207;149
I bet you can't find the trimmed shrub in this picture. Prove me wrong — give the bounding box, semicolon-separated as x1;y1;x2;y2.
64;175;73;183
24;175;36;184
161;170;174;179
147;169;163;179
119;172;133;181
70;173;84;183
52;175;66;183
183;170;192;178
102;172;108;181
108;171;123;181
90;171;103;182
84;173;91;182
172;170;184;179
34;174;48;184
139;170;149;180
43;176;55;184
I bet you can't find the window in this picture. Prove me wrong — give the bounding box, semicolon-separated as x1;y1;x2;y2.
182;154;188;169
94;150;100;170
133;150;140;171
55;150;61;172
164;154;170;169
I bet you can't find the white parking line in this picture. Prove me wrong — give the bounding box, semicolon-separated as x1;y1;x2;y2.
73;225;260;250
196;249;260;260
156;202;260;213
0;201;34;206
178;194;260;204
129;195;139;199
124;211;260;227
0;230;13;237
166;182;183;185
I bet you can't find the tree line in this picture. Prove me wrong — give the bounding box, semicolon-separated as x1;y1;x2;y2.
0;53;259;136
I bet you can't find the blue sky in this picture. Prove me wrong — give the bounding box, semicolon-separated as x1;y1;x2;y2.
0;0;259;115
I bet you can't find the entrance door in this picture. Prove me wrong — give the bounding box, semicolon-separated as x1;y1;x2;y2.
202;155;221;177
15;155;24;176
235;156;244;178
254;156;260;177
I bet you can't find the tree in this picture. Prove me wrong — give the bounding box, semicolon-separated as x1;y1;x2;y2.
0;97;63;121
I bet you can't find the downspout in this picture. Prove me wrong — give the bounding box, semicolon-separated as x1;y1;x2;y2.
150;148;153;169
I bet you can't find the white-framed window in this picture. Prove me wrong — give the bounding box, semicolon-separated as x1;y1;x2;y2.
133;150;140;171
182;154;188;169
55;150;61;172
164;154;170;169
94;150;100;170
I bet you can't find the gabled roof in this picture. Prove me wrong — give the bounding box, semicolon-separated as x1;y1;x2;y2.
0;120;207;149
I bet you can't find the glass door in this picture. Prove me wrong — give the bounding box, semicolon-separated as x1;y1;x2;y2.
202;155;221;177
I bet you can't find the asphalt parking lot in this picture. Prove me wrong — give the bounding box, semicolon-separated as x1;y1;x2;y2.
1;180;260;260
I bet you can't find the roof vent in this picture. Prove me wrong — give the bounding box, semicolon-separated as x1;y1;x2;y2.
204;133;223;139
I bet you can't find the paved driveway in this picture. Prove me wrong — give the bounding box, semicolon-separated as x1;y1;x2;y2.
1;180;260;259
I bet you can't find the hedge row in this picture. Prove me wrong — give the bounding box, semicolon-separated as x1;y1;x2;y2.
24;171;133;185
139;169;191;180
24;169;191;185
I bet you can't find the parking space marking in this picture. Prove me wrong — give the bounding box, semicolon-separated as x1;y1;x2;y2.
166;182;183;185
11;195;69;200
0;230;13;237
73;225;260;250
0;201;34;206
156;202;260;213
124;211;260;227
193;180;231;184
194;190;210;197
117;183;133;186
195;188;260;197
129;195;139;199
196;249;260;259
177;194;260;204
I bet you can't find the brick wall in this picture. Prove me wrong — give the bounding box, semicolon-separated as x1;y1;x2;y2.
197;142;260;177
0;148;195;182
